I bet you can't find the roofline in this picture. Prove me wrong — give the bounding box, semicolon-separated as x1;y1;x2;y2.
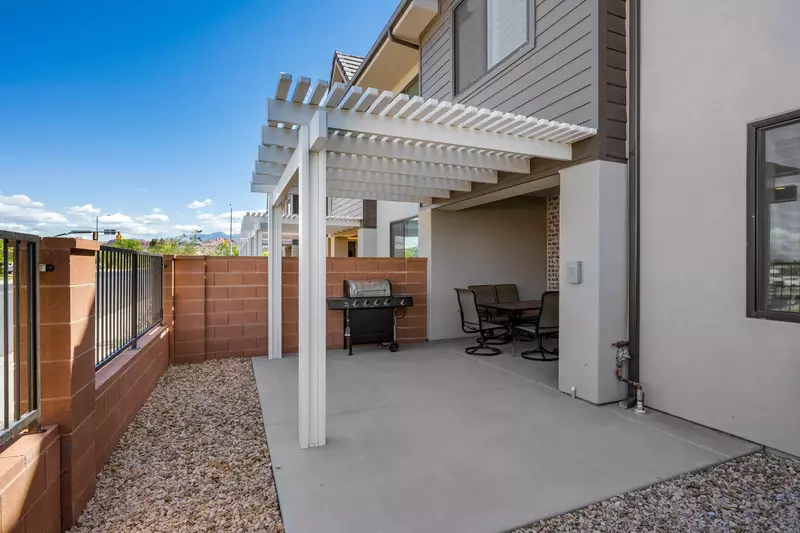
344;0;415;91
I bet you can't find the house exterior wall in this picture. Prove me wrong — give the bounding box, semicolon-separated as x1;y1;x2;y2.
424;197;547;340
376;201;421;257
421;0;598;129
328;197;363;219
639;0;800;455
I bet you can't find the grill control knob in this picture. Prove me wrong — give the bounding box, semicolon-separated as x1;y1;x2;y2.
399;299;406;306
363;299;370;307
384;299;391;306
353;300;360;308
374;299;380;306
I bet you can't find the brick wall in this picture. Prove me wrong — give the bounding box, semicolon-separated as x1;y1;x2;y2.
546;196;560;291
170;256;428;362
35;237;172;530
0;426;61;533
94;328;169;478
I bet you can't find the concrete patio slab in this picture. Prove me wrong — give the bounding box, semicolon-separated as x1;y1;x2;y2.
253;340;760;533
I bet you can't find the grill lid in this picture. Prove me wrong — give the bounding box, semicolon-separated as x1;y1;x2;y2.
344;279;391;297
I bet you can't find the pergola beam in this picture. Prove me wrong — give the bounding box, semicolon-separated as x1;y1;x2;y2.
271;138;302;207
324;135;531;173
326;109;573;160
327;168;472;192
326;152;496;183
327;188;429;204
328;179;450;199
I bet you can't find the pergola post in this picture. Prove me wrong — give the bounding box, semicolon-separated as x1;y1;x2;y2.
268;193;283;359
298;119;327;449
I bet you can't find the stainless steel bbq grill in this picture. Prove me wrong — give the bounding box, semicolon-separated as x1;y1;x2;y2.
326;279;414;355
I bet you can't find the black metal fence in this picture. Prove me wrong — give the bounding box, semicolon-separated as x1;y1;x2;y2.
0;230;41;448
768;261;800;313
95;246;164;369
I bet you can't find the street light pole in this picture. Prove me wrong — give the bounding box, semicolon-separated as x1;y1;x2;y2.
229;204;233;255
96;213;109;240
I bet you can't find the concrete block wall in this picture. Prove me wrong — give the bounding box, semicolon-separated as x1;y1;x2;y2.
93;328;169;478
170;256;428;362
31;237;172;530
0;426;61;533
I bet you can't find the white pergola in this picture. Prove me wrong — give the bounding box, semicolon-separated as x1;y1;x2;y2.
239;211;360;256
254;73;595;449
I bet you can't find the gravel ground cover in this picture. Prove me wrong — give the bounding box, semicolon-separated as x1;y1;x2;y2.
70;358;284;533
514;452;799;533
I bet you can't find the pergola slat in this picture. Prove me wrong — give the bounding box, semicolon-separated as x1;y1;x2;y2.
327;168;472;192
308;80;329;105
323;134;531;173
327;188;429;204
326;152;496;183
328;179;450;199
275;73;292;100
338;86;363;110
326;109;573;160
323;82;347;108
291;76;311;103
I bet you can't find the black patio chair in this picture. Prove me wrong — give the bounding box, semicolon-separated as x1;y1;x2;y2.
512;291;559;361
495;283;538;324
455;288;510;356
468;284;499;320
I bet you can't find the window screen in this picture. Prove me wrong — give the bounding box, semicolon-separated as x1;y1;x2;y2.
488;0;528;68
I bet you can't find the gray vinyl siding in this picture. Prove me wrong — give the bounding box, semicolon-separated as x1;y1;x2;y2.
420;0;598;130
596;0;627;161
328;198;363;219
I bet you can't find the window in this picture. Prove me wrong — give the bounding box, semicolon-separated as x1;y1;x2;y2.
402;76;420;97
390;217;419;258
747;109;800;322
454;0;530;94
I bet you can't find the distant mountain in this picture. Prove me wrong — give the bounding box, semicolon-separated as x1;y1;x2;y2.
196;232;233;242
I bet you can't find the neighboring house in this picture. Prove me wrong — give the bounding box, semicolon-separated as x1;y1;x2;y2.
249;0;800;457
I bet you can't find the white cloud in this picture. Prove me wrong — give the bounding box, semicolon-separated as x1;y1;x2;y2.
173;224;203;232
0;194;44;208
67;204;102;216
140;213;169;223
0;195;67;228
152;208;162;213
196;210;247;233
188;199;212;209
101;213;133;224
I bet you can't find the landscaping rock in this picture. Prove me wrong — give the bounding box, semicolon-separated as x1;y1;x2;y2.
70;358;284;533
514;452;799;533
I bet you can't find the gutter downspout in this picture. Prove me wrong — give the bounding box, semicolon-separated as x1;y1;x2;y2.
627;0;641;383
388;26;420;51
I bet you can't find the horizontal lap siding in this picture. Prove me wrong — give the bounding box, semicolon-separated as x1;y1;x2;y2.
329;198;362;219
598;0;627;161
420;0;597;129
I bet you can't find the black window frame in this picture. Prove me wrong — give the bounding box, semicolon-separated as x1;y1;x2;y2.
452;0;534;97
746;108;800;323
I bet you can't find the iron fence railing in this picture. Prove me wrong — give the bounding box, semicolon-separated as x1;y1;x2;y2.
768;261;800;313
0;230;41;448
95;246;163;369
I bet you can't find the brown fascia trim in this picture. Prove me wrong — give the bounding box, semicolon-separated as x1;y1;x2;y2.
345;0;416;91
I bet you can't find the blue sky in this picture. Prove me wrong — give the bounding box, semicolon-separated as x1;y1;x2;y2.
0;0;396;237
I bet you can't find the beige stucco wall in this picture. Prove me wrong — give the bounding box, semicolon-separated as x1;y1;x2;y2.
376;201;421;258
424;197;548;340
639;0;800;455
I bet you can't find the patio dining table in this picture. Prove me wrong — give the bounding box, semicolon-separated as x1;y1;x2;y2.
482;300;542;357
482;300;541;328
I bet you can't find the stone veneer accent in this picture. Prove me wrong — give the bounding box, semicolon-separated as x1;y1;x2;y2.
546;196;560;291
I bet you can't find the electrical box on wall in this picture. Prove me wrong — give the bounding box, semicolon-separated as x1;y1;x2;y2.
566;261;583;284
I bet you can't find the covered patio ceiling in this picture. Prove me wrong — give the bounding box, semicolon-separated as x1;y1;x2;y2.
251;73;596;449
